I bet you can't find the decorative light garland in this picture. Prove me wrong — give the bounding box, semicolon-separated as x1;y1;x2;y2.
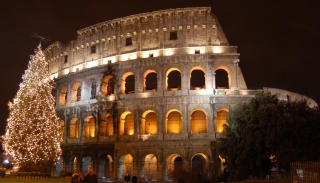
2;44;62;166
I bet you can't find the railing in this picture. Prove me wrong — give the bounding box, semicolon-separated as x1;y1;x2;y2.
291;161;320;183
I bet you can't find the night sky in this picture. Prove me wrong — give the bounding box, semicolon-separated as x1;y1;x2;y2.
0;0;319;138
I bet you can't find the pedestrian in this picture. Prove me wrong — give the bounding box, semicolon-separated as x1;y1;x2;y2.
132;174;138;183
70;169;84;183
124;172;130;183
84;167;98;183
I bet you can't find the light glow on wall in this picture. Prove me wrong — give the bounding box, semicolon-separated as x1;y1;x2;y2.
213;46;222;53
103;56;116;64
87;60;98;68
63;68;69;75
130;53;137;60
165;49;173;56
50;73;58;80
73;64;83;72
188;47;205;54
142;51;150;58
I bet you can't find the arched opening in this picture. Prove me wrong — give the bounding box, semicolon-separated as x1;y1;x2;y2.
191;155;205;173
99;155;113;179
101;75;114;96
166;110;182;134
59;86;68;105
190;110;207;133
90;81;97;99
215;69;229;89
118;154;133;180
141;154;158;181
100;113;113;136
167;69;181;91
69;118;78;138
216;109;229;133
59;120;65;138
84;116;95;138
142;111;157;134
166;154;182;180
144;71;157;91
125;75;135;94
67;156;77;172
190;69;205;90
120;112;134;135
71;82;82;101
55;157;63;177
82;156;93;174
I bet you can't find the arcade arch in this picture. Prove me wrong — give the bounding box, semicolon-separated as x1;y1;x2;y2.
101;75;114;96
69;118;79;138
121;72;135;94
141;154;158;181
143;70;157;91
120;112;134;135
215;68;229;89
166;68;181;91
71;82;82;101
59;86;68;105
99;154;113;179
190;67;205;90
216;108;229;133
190;109;208;133
141;110;157;134
67;155;77;172
191;153;208;173
59;119;65;138
84;116;95;138
166;154;183;180
118;154;133;179
82;156;93;174
55;157;63;177
166;110;182;134
100;113;113;136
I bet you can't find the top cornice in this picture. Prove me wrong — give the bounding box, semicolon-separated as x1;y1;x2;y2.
77;7;211;35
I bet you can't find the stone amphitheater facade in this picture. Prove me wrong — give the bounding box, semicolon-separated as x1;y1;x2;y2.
45;7;317;181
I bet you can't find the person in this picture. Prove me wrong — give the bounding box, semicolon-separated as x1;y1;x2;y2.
124;172;130;183
132;174;138;183
70;169;84;183
84;167;98;183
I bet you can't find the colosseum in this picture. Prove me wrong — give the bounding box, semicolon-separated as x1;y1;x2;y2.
44;7;317;181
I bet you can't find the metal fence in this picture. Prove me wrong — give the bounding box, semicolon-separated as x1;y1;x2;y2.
291;161;320;183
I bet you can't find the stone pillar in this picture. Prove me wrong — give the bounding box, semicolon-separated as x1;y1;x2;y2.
135;149;140;177
183;148;190;171
114;149;119;180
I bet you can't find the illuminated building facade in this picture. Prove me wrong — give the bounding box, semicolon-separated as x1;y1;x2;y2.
45;7;317;180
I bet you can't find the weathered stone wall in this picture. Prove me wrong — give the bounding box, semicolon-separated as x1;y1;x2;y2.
47;7;316;181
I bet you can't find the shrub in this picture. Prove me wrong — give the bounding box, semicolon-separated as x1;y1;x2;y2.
0;168;6;178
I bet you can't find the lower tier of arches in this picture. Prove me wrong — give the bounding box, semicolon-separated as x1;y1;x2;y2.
54;141;223;181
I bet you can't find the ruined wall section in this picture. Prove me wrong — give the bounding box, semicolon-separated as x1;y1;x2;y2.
45;7;228;78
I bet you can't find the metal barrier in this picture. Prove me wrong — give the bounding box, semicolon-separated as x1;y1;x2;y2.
291;161;320;183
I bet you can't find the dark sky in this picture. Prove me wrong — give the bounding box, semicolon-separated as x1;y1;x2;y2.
0;0;319;137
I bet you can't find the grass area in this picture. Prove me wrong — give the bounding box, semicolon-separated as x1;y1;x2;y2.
0;175;70;183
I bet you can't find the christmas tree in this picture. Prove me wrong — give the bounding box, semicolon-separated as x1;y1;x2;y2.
2;44;62;166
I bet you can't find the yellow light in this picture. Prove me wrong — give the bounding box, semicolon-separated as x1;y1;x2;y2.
214;46;222;53
87;60;98;68
64;68;69;75
165;49;173;56
130;53;137;60
153;51;159;57
142;51;149;58
103;56;116;64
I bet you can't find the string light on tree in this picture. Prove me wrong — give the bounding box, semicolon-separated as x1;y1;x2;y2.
2;44;62;166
